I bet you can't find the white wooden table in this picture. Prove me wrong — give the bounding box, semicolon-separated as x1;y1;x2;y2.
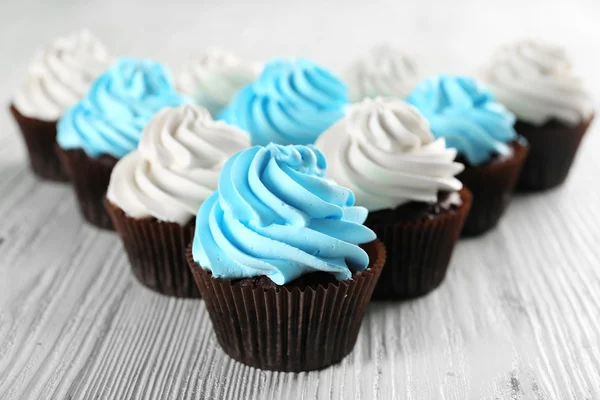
1;0;599;398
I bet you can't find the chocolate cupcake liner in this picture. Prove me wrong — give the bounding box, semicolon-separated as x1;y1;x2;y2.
9;104;68;182
56;147;117;230
186;240;385;372
365;188;471;300
516;116;593;192
105;199;199;298
458;141;528;237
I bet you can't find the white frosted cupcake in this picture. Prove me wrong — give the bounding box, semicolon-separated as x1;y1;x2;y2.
175;48;259;116
316;97;471;299
10;30;111;181
105;104;250;297
345;44;419;102
482;39;594;191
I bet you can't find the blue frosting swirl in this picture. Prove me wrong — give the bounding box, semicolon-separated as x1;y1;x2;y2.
57;57;190;158
192;143;376;285
218;59;348;146
407;75;517;166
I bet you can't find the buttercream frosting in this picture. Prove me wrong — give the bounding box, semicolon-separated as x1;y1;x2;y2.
482;39;593;126
345;44;419;102
315;97;463;211
57;57;190;158
175;48;259;116
13;30;111;121
218;58;348;146
192;143;376;284
407;75;518;166
107;104;250;224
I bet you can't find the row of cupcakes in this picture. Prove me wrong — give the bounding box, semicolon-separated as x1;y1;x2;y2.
8;30;594;372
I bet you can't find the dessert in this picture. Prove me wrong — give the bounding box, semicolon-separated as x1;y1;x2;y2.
483;39;594;191
408;75;527;236
56;57;189;229
316;97;470;299
106;104;250;297
187;143;385;371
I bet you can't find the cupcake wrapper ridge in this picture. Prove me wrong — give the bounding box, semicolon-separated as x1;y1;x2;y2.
57;147;117;230
458;141;528;237
105;199;199;298
516;116;593;192
366;188;472;300
187;240;386;372
9;104;68;182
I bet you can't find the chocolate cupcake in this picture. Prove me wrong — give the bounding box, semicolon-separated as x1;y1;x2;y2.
56;58;190;229
175;48;260;117
218;58;348;145
105;104;250;297
10;30;111;181
187;144;385;371
408;75;528;236
345;44;420;102
316;97;470;299
483;40;594;191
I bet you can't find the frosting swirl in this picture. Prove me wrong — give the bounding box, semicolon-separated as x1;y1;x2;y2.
57;58;190;158
13;30;111;121
175;48;260;116
218;58;348;146
192;143;376;284
107;105;250;224
345;44;419;102
407;75;517;166
482;39;593;126
315;97;463;211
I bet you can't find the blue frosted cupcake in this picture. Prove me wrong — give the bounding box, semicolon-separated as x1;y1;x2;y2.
408;75;529;236
186;143;385;371
56;58;189;229
218;58;348;146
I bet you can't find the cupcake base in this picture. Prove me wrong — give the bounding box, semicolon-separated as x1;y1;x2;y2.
9;104;68;182
458;141;528;237
365;188;472;300
56;147;117;230
187;240;386;372
516;116;593;192
105;199;199;298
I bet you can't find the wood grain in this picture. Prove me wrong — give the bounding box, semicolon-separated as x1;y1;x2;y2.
1;0;600;398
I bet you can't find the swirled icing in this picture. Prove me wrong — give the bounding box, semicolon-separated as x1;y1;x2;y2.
57;58;190;158
107;104;250;224
218;58;348;146
345;44;419;101
175;48;259;116
13;30;111;120
315;97;463;211
482;39;593;126
407;75;517;166
192;143;376;284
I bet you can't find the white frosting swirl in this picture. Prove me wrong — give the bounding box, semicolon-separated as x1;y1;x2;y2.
315;97;463;211
483;39;593;126
13;30;111;120
107;104;251;225
175;48;260;116
345;44;419;102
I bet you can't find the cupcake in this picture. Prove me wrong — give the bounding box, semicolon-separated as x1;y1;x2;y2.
187;143;385;371
175;48;260;117
316;97;470;299
10;30;111;181
408;75;528;237
105;104;250;297
482;39;594;191
56;58;189;229
218;58;348;145
345;44;419;102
